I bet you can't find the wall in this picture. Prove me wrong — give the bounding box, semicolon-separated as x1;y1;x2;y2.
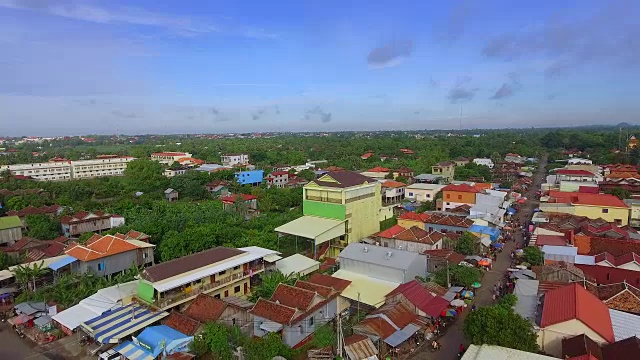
573;206;630;226
220;306;254;336
423;223;468;234
303;200;346;220
340;258;405;283
395;239;442;253
398;218;424;229
77;251;139;277
283;297;337;347
0;227;22;245
540;320;608;357
378;205;394;222
345;184;382;242
443;190;476;209
235;170;264;185
406;188;440;202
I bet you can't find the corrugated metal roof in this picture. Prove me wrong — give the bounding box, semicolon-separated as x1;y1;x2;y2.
461;344;558;360
332;269;398;308
513;280;539;322
609;309;640;341
344;335;378;360
338;243;421;272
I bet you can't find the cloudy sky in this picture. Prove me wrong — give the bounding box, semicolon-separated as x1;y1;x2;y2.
1;0;639;135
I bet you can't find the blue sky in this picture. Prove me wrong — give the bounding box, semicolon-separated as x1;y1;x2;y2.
0;0;639;135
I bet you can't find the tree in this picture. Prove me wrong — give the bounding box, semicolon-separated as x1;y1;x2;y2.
379;217;397;231
14;261;49;292
169;171;210;200
311;324;337;348
296;169;316;181
199;323;233;360
123;159;169;193
454;232;476;255
249;270;296;301
464;301;539;352
25;214;60;240
523;246;544;266
606;187;631;200
433;265;481;288
395;175;408;183
244;332;292;360
78;232;96;244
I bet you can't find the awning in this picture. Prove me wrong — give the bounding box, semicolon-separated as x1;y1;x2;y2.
506;207;517;215
480;237;491;247
49;255;77;271
275;254;320;277
275;216;345;245
81;303;169;344
384;323;420;347
34;315;52;327
332;270;399;308
263;254;283;263
114;341;154;360
260;321;284;333
0;270;14;282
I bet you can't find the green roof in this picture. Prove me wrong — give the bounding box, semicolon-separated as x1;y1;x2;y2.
0;216;22;230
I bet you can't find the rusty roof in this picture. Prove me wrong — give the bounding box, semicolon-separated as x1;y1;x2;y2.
183;294;227;323
307;273;352;292
141;247;245;282
162;311;201;336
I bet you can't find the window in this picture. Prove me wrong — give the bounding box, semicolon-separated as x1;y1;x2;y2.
457;195;462;200
308;317;314;327
428;227;434;232
234;285;241;293
219;270;226;275
602;209;609;213
426;194;431;198
214;294;221;299
299;325;303;334
98;263;104;271
446;194;450;199
224;290;229;297
408;192;414;196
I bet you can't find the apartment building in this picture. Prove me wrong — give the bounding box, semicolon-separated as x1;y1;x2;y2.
151;152;193;165
1;161;72;181
137;246;279;310
221;153;249;167
70;156;135;179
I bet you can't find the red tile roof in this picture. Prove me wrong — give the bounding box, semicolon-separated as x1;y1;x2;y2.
375;224;406;239
367;166;390;173
151;152;190;156
556;169;597;176
250;298;297;324
220;193;258;203
60;211;112;225
43;241;65;257
386;280;450;318
423;249;466;265
162;311;201;336
535;235;569;246
361;152;374;159
183;294;227;323
541;283;615;343
5;205;60;218
394;226;444;245
271;171;289;176
271;284;317;310
548;191;628;208
294;280;334;298
307;273;352;292
381;180;406;188
65;235;141;261
442;183;479;193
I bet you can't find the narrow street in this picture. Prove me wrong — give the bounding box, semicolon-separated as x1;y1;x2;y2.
407;154;548;360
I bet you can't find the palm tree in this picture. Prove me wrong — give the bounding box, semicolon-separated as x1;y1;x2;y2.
249;270;295;302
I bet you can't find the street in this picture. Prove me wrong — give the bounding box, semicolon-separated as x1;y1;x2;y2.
407;154;548;359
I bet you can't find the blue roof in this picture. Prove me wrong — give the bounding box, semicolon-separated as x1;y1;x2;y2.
114;341;154;360
49;255;77;271
136;325;190;357
81;303;169;344
469;225;500;235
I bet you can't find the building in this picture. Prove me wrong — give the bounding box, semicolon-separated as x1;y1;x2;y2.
70;156;135;179
472;158;494;169
405;183;445;203
505;153;525;163
385;280;449;319
275;254;320;277
454;157;471;167
250;279;342;347
538;283;615;357
165;188;179;202
629;136;639;149
431;161;455;182
275;171;383;257
352;301;422;349
166;294;255;336
374;225;445;252
60;211;120;237
441;183;479;210
64;232;155;277
424;249;466;272
151;152;193;165
0;216;24;245
602;178;640;196
113;325;193;360
624;199;640;227
592;282;640;315
221;153;249;167
567;158;593;165
381;180;406;204
413;174;443;184
393;166;414;180
205;180;230;198
461;344;557;360
137;246;278;310
0;161;72;181
5;205;62;227
221;194;258;214
398;211;473;234
235;170;264;186
540;191;630;225
360;166;391;180
163;168;187;178
265;171;289;188
344;334;379;360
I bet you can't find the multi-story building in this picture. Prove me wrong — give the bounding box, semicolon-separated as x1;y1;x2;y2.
265;171;289;188
540;191;630;226
151;152;193;165
441;183;479;210
137;246;278;310
406;183;445;202
60;211;122;237
275;171;383;257
381;180;406;204
473;158;494;168
235;170;264;186
0;161;72;181
70;156;135;179
431;161;455;182
221;153;249;167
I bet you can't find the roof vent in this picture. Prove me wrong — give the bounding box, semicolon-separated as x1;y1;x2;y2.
363;246;368;253
275;300;280;304
386;251;393;258
398;245;403;250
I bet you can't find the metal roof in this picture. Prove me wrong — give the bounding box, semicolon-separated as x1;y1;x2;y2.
609;309;640;341
462;344;558;360
344;335;378;360
274;216;345;245
332;269;398;308
513;279;539;322
275;254;320;276
339;243;422;272
541;245;578;256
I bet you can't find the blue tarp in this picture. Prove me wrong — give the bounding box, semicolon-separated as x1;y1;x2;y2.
506;207;517;215
114;341;154;360
48;255;77;271
81;304;169;344
136;325;193;358
469;225;501;242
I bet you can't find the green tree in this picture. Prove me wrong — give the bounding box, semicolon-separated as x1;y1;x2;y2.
25;214;60;240
395;175;408;183
311;324;337;348
200;323;233;360
433;265;481;288
123;159;169;193
244;332;292;360
249;270;296;302
169;171;210;200
379;217;397;231
464;301;539;352
605;187;631;200
78;232;96;244
523;246;544;266
296;169;316;181
454;232;476;255
6;196;27;210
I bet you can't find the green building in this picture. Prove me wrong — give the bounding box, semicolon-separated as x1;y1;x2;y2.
275;171;383;257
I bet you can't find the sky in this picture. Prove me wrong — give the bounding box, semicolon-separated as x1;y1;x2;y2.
1;0;639;136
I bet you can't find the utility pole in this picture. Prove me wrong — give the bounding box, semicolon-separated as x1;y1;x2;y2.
446;260;451;288
336;313;344;359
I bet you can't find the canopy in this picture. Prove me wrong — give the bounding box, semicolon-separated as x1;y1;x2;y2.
506;207;517;215
135;325;193;358
275;216;345;245
15;301;46;315
450;299;465;307
114;341;154;360
34;315;52;327
332;269;399;308
384;323;420;347
81;303;169;344
493;243;504;249
275;254;320;277
48;255;77;271
260;321;284;333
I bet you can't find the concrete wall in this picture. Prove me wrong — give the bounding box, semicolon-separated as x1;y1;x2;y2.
345;184;382;242
75;250;139;277
539;319;608;357
443;190;476;209
235;170;263;185
573;206;630;226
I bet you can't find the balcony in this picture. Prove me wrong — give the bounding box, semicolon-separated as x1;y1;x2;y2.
306;195;342;204
151;264;265;309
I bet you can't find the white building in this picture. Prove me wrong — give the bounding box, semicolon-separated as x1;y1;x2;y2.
70;157;135;179
472;158;494;168
221;153;249;166
567;158;592;165
405;183;445;202
1;162;72;181
151;152;193;165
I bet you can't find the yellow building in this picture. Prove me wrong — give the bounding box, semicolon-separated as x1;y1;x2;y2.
431;161;456;182
136;246;279;310
540;191;630;226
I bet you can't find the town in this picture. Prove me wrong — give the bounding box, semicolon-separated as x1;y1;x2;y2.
0;128;638;360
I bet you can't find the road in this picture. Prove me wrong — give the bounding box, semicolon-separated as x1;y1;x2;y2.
407;154;548;360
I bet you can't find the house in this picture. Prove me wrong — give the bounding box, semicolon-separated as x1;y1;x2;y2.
195;163;231;173
221;153;249;167
0;237;48;258
187;294;254;335
352;301;422;349
221;193;259;215
393;166;414;180
630;136;639;149
164;168;188;178
275;171;382;257
399;149;415;155
137;246;278;310
405;184;445;203
360;166;390;180
431;161;455;182
441;183;479;211
374;225;445;252
165;188;179;202
64;232;155;276
472;158;494;169
6;205;62;227
344;334;379;360
265;171;289;188
205;180;230;198
575;264;640;288
554;169;600;182
541;191;630;226
454;157;470;167
0;216;22;245
250;279;342;347
561;333;640;360
504;153;525;163
538;283;615;357
360;152;374;160
285;176;309;188
176;157;204;167
469;192;506;226
461;344;557;360
385;280;449;319
151;152;193;165
532;263;587;283
60;211;119;237
568;158;593;165
592;282;640;315
381;180;406;204
423;249;466;272
235;170;263;186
